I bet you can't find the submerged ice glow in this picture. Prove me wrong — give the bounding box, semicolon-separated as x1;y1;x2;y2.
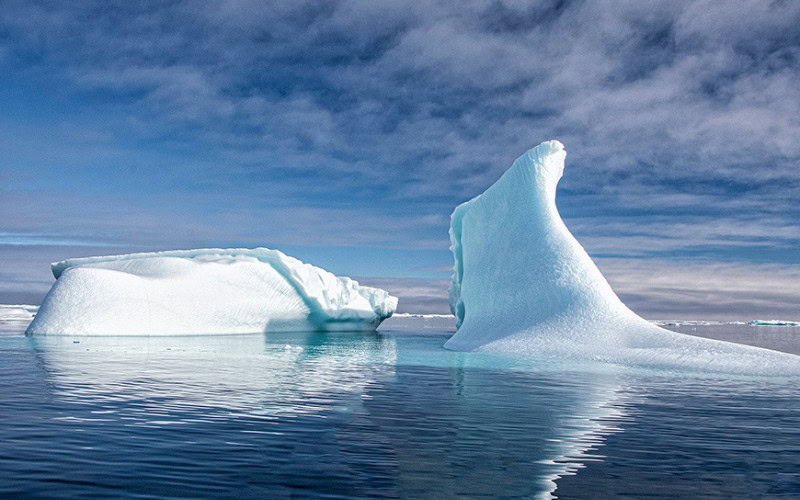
446;141;800;375
27;248;397;335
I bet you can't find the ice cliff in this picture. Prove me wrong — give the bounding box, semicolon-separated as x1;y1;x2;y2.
445;140;800;375
27;248;397;335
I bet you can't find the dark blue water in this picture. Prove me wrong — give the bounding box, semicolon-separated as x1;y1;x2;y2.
1;308;799;498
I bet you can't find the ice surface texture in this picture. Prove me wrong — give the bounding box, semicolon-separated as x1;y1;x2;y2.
446;141;800;375
27;248;397;335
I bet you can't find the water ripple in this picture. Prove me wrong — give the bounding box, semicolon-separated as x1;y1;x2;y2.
0;323;798;498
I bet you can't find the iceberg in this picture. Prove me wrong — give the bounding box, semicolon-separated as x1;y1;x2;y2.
445;140;800;375
26;248;397;335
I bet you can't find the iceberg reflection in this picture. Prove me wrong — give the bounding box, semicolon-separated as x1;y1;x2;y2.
29;331;632;498
30;332;398;419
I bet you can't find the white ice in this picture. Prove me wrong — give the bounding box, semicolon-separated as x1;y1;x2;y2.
445;140;800;375
26;248;397;335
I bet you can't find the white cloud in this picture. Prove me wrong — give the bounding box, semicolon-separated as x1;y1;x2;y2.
1;0;799;317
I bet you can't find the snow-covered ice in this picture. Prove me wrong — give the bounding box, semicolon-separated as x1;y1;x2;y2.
26;248;397;335
445;140;800;375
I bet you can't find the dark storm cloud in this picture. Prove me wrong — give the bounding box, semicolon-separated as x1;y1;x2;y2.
1;0;799;316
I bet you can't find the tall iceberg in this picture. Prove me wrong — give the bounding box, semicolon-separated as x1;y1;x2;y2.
445;140;800;375
27;248;397;335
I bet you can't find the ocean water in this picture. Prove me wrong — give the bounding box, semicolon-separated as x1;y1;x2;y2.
1;307;799;499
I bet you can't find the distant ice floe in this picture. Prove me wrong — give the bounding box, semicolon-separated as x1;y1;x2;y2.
391;313;455;319
26;248;397;336
749;320;800;327
379;312;457;333
443;140;800;375
0;304;40;334
651;320;748;327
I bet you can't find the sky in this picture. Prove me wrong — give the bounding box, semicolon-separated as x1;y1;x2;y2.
1;0;799;319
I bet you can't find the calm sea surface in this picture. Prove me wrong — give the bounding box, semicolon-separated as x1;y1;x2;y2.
1;307;799;499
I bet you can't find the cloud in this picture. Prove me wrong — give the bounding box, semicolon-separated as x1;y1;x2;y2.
1;1;799;316
598;258;800;320
567;216;800;258
362;259;800;321
0;232;123;247
356;277;451;315
5;0;798;196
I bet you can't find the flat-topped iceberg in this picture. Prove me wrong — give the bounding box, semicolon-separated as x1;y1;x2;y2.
445;140;800;375
27;248;397;335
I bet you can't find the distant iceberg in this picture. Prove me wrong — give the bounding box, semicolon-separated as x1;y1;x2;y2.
445;140;800;375
27;248;397;335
